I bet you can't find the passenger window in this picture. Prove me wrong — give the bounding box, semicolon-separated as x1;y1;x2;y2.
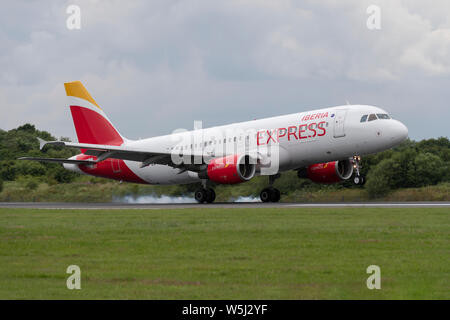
360;115;368;122
368;114;377;121
377;113;390;119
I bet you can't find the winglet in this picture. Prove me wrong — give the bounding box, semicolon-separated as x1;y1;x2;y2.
37;137;47;150
37;138;66;150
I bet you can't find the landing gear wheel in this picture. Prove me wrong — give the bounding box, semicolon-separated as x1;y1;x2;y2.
360;175;366;185
195;188;216;203
260;187;281;202
353;175;366;186
260;188;271;203
352;156;366;186
194;188;207;203
205;188;216;203
270;188;281;202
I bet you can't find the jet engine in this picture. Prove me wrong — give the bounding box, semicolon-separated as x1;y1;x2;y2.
199;154;256;184
298;159;353;183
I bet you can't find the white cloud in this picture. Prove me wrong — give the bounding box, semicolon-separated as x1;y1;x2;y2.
400;29;450;75
0;0;449;140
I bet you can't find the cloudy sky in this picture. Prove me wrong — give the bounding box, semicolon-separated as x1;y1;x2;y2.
1;0;449;141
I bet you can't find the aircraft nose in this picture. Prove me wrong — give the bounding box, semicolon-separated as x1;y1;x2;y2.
392;120;408;143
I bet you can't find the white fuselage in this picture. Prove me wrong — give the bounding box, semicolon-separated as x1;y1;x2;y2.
84;104;407;185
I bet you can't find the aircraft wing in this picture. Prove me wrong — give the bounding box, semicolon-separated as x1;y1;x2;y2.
18;157;96;165
22;138;203;169
20;138;265;172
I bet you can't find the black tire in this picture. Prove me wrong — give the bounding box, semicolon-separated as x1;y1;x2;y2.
270;188;281;202
360;175;366;185
260;188;271;202
194;189;207;203
205;188;216;203
353;175;361;185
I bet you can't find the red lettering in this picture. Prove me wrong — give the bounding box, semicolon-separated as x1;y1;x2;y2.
277;128;287;141
266;130;277;144
257;131;265;145
299;124;307;139
317;121;326;136
308;123;317;137
302;112;328;122
287;126;298;141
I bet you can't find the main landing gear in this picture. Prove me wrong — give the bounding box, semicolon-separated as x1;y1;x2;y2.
260;187;281;202
260;174;281;203
194;187;216;203
194;175;283;204
195;180;216;203
352;155;366;186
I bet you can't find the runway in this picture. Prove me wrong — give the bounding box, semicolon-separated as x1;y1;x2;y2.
0;202;449;210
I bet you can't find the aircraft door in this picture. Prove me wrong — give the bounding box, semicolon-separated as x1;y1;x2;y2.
333;109;347;138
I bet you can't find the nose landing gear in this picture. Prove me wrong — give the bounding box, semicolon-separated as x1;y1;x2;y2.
352;156;366;186
260;174;281;202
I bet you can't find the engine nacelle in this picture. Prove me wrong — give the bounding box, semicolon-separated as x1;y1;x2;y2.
299;159;353;183
199;154;256;184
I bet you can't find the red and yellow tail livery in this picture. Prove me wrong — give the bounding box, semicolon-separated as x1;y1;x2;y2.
64;81;124;146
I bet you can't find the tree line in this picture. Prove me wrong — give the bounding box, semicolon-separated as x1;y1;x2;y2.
0;124;448;198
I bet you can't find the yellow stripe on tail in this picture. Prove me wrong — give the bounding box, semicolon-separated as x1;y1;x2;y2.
64;81;101;110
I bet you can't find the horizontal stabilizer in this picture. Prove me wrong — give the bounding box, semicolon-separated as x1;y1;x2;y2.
18;157;95;165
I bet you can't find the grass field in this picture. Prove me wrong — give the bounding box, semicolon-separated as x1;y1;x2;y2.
0;207;448;299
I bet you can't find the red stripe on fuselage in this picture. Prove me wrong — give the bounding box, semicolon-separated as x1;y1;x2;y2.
76;154;147;184
70;106;123;146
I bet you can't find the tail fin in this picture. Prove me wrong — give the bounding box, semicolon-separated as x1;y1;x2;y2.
64;81;124;146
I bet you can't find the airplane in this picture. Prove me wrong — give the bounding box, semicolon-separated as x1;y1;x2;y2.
19;81;408;203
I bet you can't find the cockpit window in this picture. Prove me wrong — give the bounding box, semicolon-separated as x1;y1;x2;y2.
360;115;368;122
377;113;390;119
368;114;378;121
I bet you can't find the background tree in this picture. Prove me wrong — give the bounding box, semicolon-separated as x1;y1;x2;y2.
0;124;448;199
